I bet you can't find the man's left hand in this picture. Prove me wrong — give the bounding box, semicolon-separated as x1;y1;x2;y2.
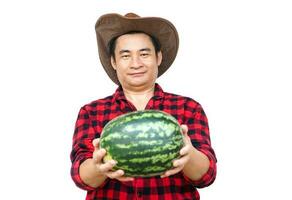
161;124;194;178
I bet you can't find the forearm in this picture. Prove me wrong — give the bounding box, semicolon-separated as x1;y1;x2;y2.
183;147;210;181
80;158;107;188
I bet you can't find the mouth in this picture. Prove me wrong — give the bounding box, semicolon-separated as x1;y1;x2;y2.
128;71;146;77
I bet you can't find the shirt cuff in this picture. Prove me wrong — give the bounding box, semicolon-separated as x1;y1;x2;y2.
71;156;109;191
182;149;217;188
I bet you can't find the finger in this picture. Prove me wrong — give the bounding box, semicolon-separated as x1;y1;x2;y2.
182;132;191;146
161;166;183;178
105;169;124;179
116;176;134;182
180;124;188;135
92;138;100;150
173;155;189;168
160;172;167;178
106;170;134;181
92;148;106;163
98;160;117;173
179;145;190;156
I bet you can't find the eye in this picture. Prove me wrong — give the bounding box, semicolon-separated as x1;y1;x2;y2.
140;53;149;58
121;54;130;59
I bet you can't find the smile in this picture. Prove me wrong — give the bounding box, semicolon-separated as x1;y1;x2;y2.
128;72;146;76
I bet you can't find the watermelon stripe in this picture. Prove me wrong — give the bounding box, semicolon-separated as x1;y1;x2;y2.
106;135;183;155
116;151;180;164
106;143;182;160
111;142;181;159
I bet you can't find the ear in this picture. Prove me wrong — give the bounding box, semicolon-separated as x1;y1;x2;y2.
110;56;117;70
157;51;162;66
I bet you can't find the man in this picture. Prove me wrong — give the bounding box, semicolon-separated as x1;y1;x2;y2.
70;13;217;199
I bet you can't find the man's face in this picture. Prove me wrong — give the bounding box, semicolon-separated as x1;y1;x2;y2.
111;33;162;89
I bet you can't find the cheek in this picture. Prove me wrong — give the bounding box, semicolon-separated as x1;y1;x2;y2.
116;68;127;79
144;60;158;77
115;61;129;73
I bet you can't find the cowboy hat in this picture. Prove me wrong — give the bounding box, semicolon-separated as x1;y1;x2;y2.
95;13;179;84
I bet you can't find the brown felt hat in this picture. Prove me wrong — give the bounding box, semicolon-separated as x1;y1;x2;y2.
95;13;179;84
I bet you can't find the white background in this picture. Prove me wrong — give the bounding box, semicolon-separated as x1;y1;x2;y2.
0;0;291;199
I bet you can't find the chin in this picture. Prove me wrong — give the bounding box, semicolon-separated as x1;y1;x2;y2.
127;79;152;87
129;81;147;87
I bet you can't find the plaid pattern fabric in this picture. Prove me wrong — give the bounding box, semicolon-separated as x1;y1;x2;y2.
70;83;217;200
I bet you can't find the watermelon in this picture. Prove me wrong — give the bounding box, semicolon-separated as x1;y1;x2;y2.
99;110;184;177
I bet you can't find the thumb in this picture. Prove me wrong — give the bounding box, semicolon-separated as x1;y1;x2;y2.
180;124;188;135
92;138;100;150
180;125;191;145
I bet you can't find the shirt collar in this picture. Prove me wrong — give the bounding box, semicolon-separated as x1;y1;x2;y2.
113;83;165;102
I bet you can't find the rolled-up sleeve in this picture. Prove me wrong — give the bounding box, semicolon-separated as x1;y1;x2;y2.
190;149;217;188
184;100;217;188
70;107;96;191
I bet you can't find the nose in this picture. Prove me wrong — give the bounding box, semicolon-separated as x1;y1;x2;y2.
130;55;143;69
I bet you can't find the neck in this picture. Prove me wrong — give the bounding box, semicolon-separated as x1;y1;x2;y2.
123;84;155;99
122;84;155;110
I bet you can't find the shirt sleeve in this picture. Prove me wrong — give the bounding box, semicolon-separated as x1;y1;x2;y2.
184;100;217;188
70;107;98;191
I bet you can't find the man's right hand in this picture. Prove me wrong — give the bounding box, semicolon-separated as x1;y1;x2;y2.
92;138;134;182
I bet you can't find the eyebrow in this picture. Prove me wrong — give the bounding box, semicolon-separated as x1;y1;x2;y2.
139;48;151;52
118;48;152;54
119;50;130;54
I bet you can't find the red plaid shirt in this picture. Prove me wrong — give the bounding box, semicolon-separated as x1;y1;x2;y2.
70;83;217;200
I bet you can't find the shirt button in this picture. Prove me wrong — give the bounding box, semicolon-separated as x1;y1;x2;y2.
137;191;142;197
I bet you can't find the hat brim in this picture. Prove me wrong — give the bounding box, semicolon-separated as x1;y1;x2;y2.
95;13;179;85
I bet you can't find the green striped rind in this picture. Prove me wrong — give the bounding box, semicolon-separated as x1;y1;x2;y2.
100;110;184;177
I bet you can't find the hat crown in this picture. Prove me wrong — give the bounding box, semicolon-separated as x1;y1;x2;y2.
125;13;140;18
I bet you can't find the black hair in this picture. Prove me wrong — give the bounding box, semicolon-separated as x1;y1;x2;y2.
108;31;161;61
